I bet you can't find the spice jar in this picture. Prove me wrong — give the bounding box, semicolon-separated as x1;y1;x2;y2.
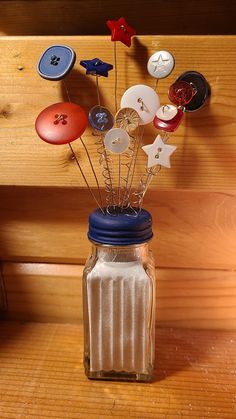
83;208;156;382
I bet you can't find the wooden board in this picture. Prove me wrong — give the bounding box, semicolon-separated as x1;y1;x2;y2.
0;187;235;270
0;36;236;189
2;262;236;329
0;1;235;36
0;321;235;418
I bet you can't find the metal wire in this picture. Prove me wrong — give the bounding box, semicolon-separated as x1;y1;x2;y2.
96;75;101;108
114;42;118;113
63;79;104;210
68;143;104;213
132;131;171;210
120;131;137;209
80;136;103;208
125;126;145;205
95;135;115;208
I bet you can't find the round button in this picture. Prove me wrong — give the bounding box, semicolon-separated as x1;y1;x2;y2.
37;45;76;81
156;104;178;121
104;128;130;154
147;50;175;79
89;105;114;132
168;81;195;106
35;102;87;145
176;71;210;112
120;85;160;125
115;107;140;132
154;108;184;132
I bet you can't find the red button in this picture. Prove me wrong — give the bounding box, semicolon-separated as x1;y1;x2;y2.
35;102;87;145
168;81;194;106
153;108;184;132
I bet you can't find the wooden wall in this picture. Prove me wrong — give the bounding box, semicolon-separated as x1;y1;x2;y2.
0;0;235;36
0;30;235;327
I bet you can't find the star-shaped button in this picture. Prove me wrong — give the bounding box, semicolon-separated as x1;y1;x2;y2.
142;135;177;169
80;58;113;77
152;54;170;73
106;17;136;47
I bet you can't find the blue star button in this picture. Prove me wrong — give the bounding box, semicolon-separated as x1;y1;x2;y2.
80;58;113;77
37;45;76;80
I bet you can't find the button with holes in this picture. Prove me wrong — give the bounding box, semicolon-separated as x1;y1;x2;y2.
120;85;160;125
115;107;140;132
89;105;114;132
104;128;130;154
37;45;76;80
35;102;87;145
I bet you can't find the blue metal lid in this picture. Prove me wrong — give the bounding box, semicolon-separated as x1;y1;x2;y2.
88;208;153;245
37;45;76;81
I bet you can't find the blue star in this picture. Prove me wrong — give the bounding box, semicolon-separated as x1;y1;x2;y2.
80;58;113;77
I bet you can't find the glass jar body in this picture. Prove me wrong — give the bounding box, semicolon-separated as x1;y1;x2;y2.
83;241;156;381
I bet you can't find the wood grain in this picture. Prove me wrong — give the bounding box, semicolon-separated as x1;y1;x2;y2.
0;36;236;189
0;0;235;36
0;321;235;418
2;262;236;329
0;187;235;269
0;264;7;313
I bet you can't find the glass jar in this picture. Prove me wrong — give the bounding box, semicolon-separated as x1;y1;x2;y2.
83;208;156;382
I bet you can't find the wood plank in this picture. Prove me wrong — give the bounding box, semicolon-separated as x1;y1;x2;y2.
0;264;7;313
2;262;236;329
0;1;235;36
0;321;235;418
0;187;235;269
0;36;236;189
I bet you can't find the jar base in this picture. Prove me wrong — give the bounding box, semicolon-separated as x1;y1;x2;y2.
84;357;153;382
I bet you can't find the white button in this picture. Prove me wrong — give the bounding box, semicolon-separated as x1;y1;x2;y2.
120;84;160;125
147;50;175;79
156;104;178;121
104;128;130;154
142;134;177;169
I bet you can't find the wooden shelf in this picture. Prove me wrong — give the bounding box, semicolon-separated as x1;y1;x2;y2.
0;321;235;418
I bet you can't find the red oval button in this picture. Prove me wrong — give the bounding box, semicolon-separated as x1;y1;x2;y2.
35;102;87;145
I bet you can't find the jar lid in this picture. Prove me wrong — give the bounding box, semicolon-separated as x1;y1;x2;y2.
88;208;153;245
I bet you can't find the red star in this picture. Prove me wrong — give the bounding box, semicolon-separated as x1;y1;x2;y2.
106;17;136;47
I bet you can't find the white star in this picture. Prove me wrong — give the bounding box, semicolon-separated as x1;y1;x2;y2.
152;54;170;73
142;135;177;169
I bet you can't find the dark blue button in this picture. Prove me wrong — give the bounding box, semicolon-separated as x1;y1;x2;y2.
176;71;210;112
80;58;113;77
37;45;76;81
89;105;114;132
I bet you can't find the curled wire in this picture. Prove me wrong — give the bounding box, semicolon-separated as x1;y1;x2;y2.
120;132;137;209
132;165;161;210
95;136;116;208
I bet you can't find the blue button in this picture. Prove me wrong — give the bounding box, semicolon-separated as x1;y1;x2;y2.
89;105;114;132
37;45;76;80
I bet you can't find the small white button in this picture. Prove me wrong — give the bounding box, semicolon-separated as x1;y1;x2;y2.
156;104;178;121
147;50;175;79
104;128;130;154
120;84;160;125
142;134;177;168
